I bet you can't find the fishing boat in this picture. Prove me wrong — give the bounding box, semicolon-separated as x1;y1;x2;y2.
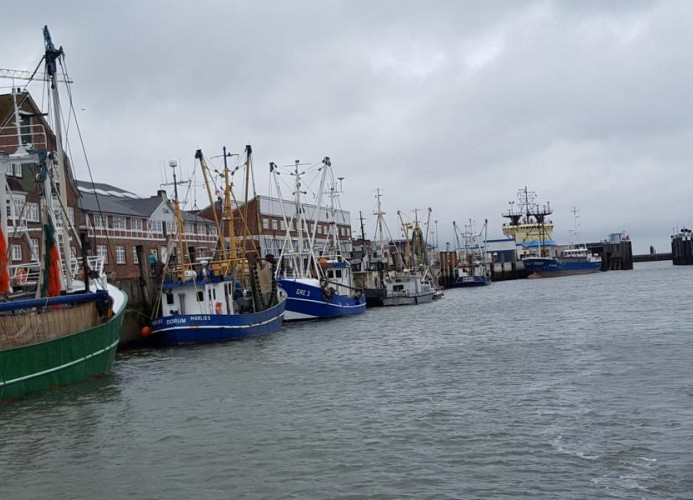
380;208;436;306
351;188;394;307
0;27;127;400
452;219;491;287
271;157;365;320
148;147;285;345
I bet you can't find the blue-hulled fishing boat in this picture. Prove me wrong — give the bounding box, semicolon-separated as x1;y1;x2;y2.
271;157;365;320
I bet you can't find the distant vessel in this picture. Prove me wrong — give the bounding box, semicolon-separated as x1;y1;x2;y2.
523;245;602;278
380;209;436;306
452;219;491;287
271;158;365;320
502;186;555;257
504;191;602;279
148;147;285;345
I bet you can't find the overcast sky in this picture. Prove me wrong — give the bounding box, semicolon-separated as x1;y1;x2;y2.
2;0;692;254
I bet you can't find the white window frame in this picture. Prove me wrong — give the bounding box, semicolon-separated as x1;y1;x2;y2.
10;244;22;261
97;244;108;264
115;245;126;264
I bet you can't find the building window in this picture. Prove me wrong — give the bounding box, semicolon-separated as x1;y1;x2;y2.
115;245;126;264
280;220;285;231
19;114;32;145
149;219;163;233
131;218;143;231
271;220;278;230
184;223;194;234
92;214;104;228
112;216;125;229
263;218;269;230
30;238;39;260
26;202;39;222
132;246;139;264
97;244;108;264
197;224;206;235
11;245;22;261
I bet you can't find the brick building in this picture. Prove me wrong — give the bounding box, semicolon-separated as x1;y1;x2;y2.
1;90;82;274
77;181;218;279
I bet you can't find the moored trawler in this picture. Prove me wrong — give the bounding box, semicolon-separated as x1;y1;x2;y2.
272;157;365;320
148;148;285;345
0;26;127;400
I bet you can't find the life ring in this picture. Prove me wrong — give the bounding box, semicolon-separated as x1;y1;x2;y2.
14;267;28;286
214;301;223;314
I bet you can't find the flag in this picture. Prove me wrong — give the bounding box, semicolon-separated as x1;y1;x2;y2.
0;226;9;295
42;217;62;297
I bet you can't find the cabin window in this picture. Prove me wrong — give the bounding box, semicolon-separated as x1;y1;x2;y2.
197;291;204;302
335;270;342;278
8;162;22;178
166;292;174;305
212;288;217;299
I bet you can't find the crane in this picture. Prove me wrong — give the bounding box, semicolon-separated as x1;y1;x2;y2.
0;68;72;84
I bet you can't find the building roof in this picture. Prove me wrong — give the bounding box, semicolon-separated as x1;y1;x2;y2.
76;180;165;217
76;180;214;224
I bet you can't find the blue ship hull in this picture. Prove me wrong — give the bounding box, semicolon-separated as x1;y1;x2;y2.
523;257;601;277
150;300;285;346
452;275;491;287
278;278;366;320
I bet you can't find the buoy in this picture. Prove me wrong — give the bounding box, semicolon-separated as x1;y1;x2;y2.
14;267;28;286
140;326;152;338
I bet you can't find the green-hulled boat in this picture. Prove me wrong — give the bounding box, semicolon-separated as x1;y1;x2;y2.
0;26;127;400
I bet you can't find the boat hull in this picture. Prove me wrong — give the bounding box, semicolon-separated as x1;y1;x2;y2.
0;296;127;401
452;275;491;287
382;290;436;307
278;278;366;320
522;257;601;278
150;299;285;346
363;287;387;307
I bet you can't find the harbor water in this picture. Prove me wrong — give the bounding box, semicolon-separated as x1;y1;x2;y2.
1;261;692;499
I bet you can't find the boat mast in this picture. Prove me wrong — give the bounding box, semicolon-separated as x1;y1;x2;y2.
221;146;237;270
373;188;387;259
44;26;72;290
167;160;188;282
195;149;225;260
